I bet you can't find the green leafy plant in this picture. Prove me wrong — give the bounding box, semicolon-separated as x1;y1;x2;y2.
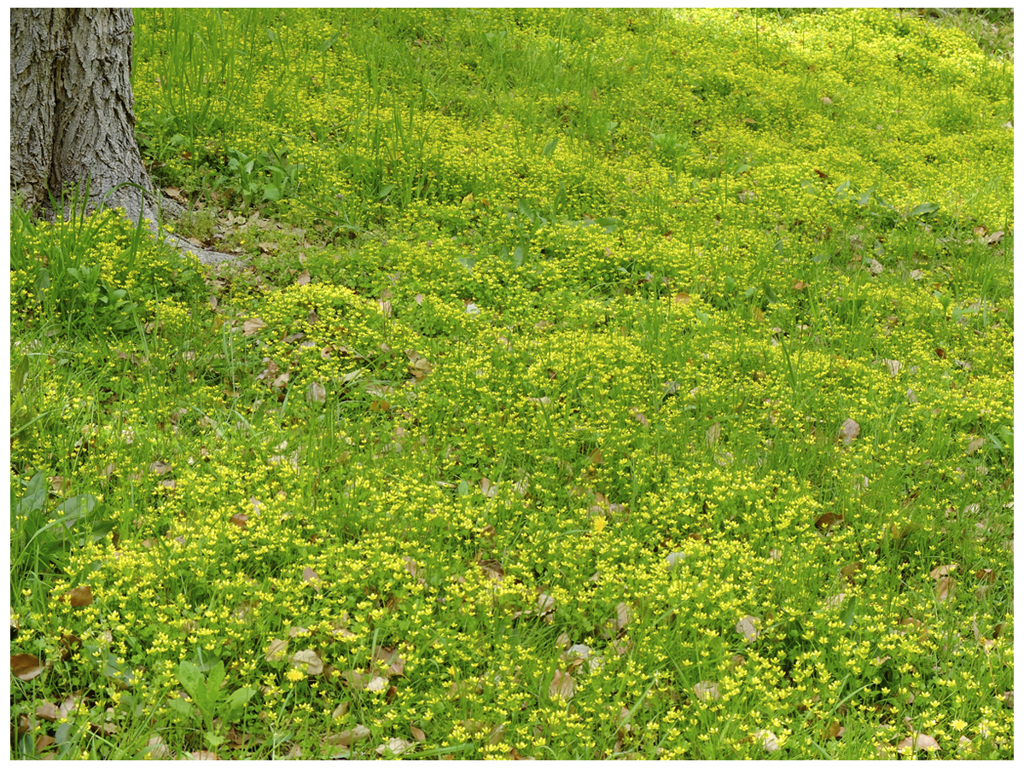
169;660;256;750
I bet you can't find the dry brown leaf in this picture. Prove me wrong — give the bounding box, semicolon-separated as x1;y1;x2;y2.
149;461;172;475
693;681;720;702
68;585;93;607
754;729;780;752
536;593;556;616
736;615;760;642
934;576;956;602
967;438;985;454
324;725;371;747
59;693;84;719
403;556;423;582
897;733;939;753
374;647;406;677
840;561;863;584
376;738;412;756
839;418;860;444
480;559;504;581
242;318;266;337
189;751;221;760
613;602;631;632
302;567;322;592
706;422;722;446
307;381;326;404
930;563;958;579
815;512;844;532
822;720;844;740
480;477;496;498
549;669;575;700
145;735;171;759
824;592;846;609
975;568;996;583
265;639;289;662
291;649;323;676
230;513;248;529
665;551;686;569
296;270;311;286
882;358;901;377
36;702;60;721
411;726;426;742
366;676;387;692
11;654;45;681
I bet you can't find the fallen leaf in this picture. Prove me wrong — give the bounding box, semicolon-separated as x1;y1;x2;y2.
822;720;845;740
754;729;780;752
815;512;844;531
145;735;171;759
411;726;426;742
189;750;221;760
242;318;266;336
307;381;326;404
929;563;958;579
665;551;686;569
867;258;884;276
265;639;289;662
839;418;860;444
324;725;371;747
694;681;720;702
549;669;575;700
291;649;324;676
824;592;846;609
11;654;45;681
967;438;985;454
897;733;939;752
536;593;556;616
230;513;248;529
934;576;956;602
975;568;996;583
366;676;388;693
36;702;60;721
882;359;901;377
613;602;631;632
149;461;172;475
59;693;84;718
706;422;722;446
736;615;760;642
302;567;322;592
480;559;504;581
68;585;93;607
376;738;412;756
296;270;311;286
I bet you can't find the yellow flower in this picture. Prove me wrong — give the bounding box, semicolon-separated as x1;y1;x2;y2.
592;516;606;533
286;668;305;683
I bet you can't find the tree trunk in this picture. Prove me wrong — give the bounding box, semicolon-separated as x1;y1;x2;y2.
10;8;153;222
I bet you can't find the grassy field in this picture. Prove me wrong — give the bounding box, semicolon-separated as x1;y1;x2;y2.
10;8;1013;759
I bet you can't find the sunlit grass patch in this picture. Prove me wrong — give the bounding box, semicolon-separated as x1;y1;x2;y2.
11;7;1012;760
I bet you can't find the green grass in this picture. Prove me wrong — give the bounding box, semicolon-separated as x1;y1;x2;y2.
10;7;1013;760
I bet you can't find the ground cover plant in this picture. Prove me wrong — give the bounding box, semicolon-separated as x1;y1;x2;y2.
10;7;1013;759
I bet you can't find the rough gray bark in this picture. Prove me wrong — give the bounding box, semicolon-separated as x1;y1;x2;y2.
11;8;152;221
10;8;235;265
